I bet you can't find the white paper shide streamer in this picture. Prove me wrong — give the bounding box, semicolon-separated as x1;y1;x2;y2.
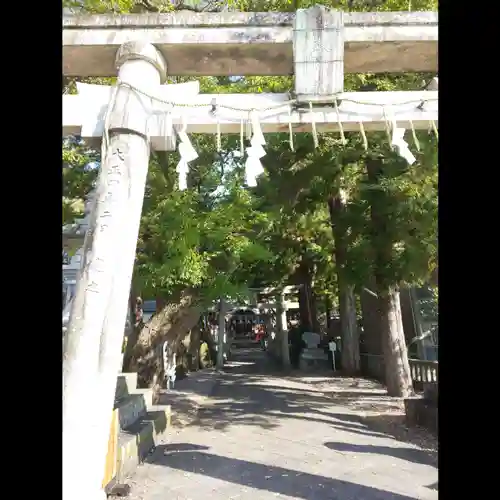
176;118;198;191
245;111;266;187
391;120;416;165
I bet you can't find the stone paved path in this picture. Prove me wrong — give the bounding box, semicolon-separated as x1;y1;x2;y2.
125;349;438;500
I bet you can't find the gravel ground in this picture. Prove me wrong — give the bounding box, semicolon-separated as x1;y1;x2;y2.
314;376;438;463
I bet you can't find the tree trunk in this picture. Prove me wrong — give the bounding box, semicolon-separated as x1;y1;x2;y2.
123;289;202;399
366;157;412;397
378;288;413;397
399;287;418;347
308;283;321;333
298;282;312;331
200;324;217;365
297;258;319;332
327;195;360;374
325;296;332;332
360;283;382;356
338;284;359;374
188;326;201;371
281;326;291;369
122;291;141;372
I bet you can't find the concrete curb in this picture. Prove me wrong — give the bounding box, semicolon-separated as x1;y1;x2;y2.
115;405;172;483
107;368;221;490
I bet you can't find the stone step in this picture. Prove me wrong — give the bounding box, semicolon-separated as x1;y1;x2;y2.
114;389;153;430
116;372;138;399
115;405;172;482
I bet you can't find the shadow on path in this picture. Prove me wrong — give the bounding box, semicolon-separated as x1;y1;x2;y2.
158;348;436;461
171;352;387;440
151;443;420;500
182;350;368;433
160;349;435;456
324;441;436;467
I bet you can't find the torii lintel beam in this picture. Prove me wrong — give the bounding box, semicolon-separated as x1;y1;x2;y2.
63;88;438;151
63;11;438;77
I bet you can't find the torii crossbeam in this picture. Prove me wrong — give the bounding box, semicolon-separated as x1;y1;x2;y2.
63;10;438;76
64;84;438;151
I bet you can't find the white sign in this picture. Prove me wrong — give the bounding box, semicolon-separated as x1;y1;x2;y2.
328;341;337;371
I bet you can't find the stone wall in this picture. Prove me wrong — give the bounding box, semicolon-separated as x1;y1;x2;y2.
404;382;438;434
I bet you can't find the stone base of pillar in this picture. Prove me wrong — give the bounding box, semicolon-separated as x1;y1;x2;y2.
106;482;132;497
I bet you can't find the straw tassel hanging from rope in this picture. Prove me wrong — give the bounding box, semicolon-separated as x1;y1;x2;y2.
245;111;266;187
176;116;198;191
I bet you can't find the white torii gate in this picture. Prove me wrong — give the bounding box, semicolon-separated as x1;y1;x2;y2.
62;7;439;500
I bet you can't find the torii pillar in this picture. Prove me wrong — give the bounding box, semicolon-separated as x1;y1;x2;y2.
63;42;167;500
